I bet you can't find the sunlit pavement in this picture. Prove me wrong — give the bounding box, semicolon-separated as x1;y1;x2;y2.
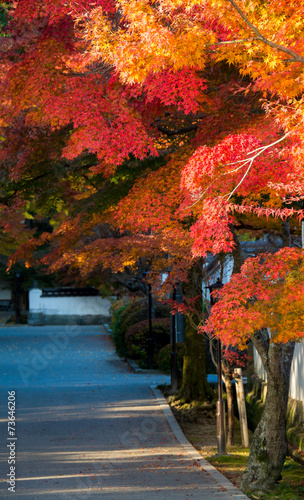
0;326;248;499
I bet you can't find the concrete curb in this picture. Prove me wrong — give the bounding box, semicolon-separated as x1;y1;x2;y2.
0;321;29;328
103;323;112;334
124;357;143;373
151;385;250;500
125;357;161;374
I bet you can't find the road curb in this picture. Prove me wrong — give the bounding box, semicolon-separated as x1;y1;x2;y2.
124;357;161;374
150;385;250;500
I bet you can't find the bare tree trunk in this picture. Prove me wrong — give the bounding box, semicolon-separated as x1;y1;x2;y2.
180;316;215;402
241;329;295;493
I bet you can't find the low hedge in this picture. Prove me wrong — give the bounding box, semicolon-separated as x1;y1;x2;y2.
156;342;185;375
110;297;170;357
120;299;169;334
111;302;130;356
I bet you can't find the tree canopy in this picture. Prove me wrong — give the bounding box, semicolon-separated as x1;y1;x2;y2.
2;1;304;276
2;1;304;492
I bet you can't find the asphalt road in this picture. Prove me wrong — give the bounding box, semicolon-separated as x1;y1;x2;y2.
0;325;248;499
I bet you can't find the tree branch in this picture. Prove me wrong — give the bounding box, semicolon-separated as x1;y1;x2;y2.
226;0;304;63
185;129;294;210
231;226;244;274
115;275;146;294
157;124;199;136
0;171;52;205
213;37;259;46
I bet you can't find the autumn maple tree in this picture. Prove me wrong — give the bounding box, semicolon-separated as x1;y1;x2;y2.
0;0;218;408
2;0;304;493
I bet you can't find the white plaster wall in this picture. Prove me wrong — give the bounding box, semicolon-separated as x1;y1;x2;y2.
254;339;304;403
222;256;234;285
253;346;267;382
289;341;304;402
29;288;111;316
29;288;43;312
204;255;234;303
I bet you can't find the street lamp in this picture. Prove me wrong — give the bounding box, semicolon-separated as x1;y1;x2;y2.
208;277;226;455
143;272;154;369
15;271;21;325
171;286;178;392
147;281;154;369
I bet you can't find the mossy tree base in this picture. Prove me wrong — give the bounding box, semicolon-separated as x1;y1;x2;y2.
178;316;215;402
241;332;295;493
177;259;215;403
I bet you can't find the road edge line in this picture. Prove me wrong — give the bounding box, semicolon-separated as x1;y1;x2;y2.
150;385;250;500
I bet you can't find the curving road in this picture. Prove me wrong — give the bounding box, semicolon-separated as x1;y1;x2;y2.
0;325;248;499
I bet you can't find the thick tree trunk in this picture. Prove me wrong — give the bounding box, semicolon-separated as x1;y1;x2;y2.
241;330;295;493
178;259;215;402
179;315;214;402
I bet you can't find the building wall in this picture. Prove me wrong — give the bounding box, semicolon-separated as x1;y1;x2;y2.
290;342;304;401
204;255;234;304
0;288;12;300
29;288;112;325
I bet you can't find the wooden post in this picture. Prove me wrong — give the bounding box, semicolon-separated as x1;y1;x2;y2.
235;367;249;448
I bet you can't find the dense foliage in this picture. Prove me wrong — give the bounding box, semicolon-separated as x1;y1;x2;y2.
2;1;304;491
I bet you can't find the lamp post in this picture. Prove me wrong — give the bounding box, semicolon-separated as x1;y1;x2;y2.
147;281;154;369
143;271;154;369
171;287;178;392
208;277;226;455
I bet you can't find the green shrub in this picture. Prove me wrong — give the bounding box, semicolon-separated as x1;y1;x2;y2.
110;297;170;358
120;298;170;335
156;342;185;376
119;299;148;336
111;302;130;356
125;318;170;364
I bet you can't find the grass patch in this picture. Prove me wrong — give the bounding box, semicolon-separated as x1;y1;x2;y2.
256;459;304;500
167;396;304;500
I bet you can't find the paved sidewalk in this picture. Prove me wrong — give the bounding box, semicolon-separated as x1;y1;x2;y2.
0;325;250;499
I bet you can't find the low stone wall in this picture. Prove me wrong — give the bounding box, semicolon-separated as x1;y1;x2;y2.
245;379;267;430
28;312;110;326
287;398;304;459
